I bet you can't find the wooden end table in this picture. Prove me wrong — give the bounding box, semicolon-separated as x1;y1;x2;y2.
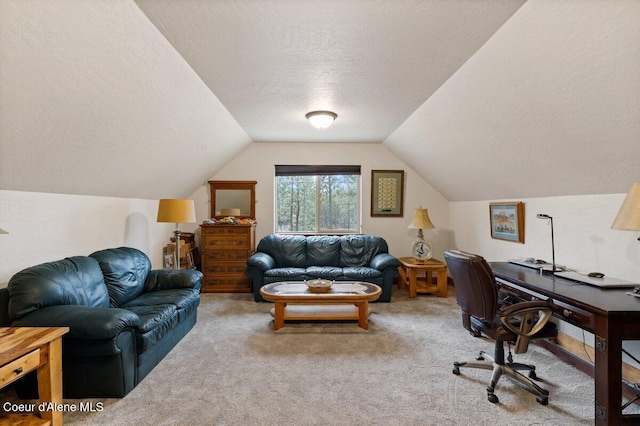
259;281;381;330
0;327;69;426
397;257;448;298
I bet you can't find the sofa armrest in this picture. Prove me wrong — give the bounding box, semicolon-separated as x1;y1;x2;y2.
370;253;400;271
247;252;275;271
11;305;140;339
144;269;203;292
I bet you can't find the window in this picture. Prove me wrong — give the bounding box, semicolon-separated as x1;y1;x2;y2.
275;165;361;234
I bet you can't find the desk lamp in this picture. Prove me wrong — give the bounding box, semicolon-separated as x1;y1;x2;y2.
611;182;640;240
157;199;196;269
536;214;560;273
408;207;435;262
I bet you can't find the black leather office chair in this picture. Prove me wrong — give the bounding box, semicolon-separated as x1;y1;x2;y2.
444;250;558;405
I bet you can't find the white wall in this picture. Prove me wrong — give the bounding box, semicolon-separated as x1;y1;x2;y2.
0;190;183;285
190;142;450;258
450;194;640;281
450;193;640;354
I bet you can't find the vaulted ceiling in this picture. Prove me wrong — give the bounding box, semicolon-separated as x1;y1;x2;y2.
1;0;638;201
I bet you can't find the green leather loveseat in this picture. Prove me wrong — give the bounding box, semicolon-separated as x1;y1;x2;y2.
247;234;400;302
0;247;201;398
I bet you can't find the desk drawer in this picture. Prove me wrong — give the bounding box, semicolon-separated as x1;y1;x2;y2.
0;349;40;388
552;300;595;331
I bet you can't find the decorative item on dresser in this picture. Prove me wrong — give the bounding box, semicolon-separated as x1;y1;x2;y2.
202;180;258;293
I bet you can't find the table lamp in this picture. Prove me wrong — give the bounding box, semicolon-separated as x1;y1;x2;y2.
536;214;560;273
408;207;435;262
157;199;196;269
611;182;640;239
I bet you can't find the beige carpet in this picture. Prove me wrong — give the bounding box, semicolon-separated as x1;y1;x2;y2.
2;287;626;425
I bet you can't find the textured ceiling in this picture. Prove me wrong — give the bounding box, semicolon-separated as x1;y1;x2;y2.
1;0;638;202
135;0;526;143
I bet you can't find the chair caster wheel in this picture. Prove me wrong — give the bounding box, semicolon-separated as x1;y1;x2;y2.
528;370;538;380
536;396;548;405
487;394;499;404
476;355;484;361
452;367;460;375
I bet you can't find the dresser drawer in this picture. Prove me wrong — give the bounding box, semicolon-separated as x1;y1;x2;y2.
202;226;250;236
203;238;248;250
0;349;40;388
202;250;249;262
202;276;251;293
202;261;247;274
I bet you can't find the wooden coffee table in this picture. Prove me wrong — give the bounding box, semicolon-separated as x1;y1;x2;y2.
397;257;448;298
259;281;382;330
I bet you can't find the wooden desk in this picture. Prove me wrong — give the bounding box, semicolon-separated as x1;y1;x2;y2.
397;257;448;298
490;262;640;425
0;327;69;426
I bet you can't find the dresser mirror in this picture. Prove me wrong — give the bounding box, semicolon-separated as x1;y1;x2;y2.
209;180;256;219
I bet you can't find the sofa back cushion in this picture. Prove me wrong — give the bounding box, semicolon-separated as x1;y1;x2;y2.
306;235;341;267
8;256;109;320
340;235;388;267
256;234;307;268
90;247;151;307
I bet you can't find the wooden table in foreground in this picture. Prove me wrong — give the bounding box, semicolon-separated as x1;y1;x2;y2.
259;282;382;330
0;327;69;426
397;257;448;298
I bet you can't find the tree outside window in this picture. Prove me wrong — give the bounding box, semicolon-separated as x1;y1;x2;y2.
275;166;360;234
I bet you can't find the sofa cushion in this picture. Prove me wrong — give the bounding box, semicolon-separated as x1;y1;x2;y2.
90;247;151;307
123;289;200;321
342;267;383;280
125;304;179;353
340;235;387;267
264;268;306;279
8;256;109;319
306;266;343;280
257;234;307;268
306;235;341;267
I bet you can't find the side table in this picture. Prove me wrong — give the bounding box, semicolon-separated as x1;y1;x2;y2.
397;257;448;298
0;327;69;426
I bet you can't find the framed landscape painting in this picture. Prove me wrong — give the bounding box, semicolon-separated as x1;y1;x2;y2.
371;170;404;217
489;202;524;243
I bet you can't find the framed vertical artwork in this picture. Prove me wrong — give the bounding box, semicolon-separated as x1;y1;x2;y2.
371;170;404;217
489;202;525;243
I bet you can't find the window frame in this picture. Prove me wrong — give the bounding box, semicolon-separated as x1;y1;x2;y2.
274;165;362;235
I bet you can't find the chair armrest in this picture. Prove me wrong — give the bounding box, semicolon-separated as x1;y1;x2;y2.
11;305;140;339
369;253;400;271
500;300;553;336
144;269;203;292
500;300;554;354
247;252;275;271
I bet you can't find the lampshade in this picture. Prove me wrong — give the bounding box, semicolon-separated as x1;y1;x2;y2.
408;208;435;230
157;199;196;224
612;182;640;231
305;111;337;129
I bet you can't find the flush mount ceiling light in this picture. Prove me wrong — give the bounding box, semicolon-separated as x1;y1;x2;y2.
305;110;337;129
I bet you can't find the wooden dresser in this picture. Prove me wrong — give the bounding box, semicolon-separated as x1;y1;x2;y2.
200;223;256;293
